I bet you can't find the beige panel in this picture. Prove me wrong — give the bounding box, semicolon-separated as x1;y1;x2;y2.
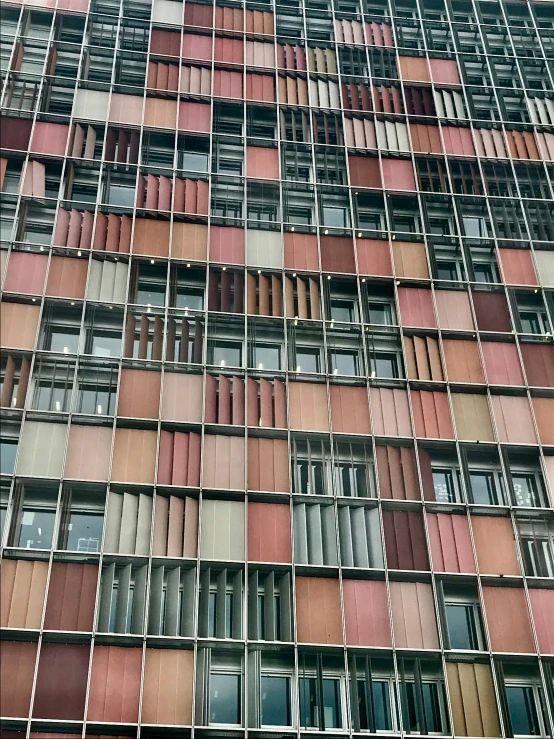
0;559;48;629
389;581;439;648
111;428;157;483
0;302;40;350
200;499;245;560
161;373;203;422
16;421;67;477
142;649;193;725
447;662;501;737
451;393;494;441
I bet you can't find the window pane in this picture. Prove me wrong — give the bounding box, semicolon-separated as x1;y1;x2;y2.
330;299;357;322
296;347;321;373
254;344;281;371
261;676;291;726
210;673;241;725
506;686;540;736
49;329;80;354
212;342;242;367
368;302;393;325
0;441;17;474
445;604;480;650
18;509;56;549
331;350;359;376
511;473;543;507
66;512;104;552
299;677;342;729
433;469;458;503
175;287;204;310
469;471;500;505
90;332;121;357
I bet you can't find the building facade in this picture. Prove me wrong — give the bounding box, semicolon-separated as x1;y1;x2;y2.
1;0;554;734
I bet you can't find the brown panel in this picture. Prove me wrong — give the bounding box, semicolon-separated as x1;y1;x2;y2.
482;342;523;386
288;382;329;431
111;428;157;483
482;586;534;653
284;232;319;271
33;644;89;719
329;384;371;434
202;435;245;490
443;339;484;384
117;369;161;419
87;646;141;723
383;510;429;570
410;389;453;439
427;512;475;573
248;502;292;563
133;218;170;258
520;343;554;387
44;562;98;632
342;579;391;646
529;589;554;654
472;292;512;333
248;437;289;492
171;222;208;261
64;424;112;481
161;372;203;422
398;55;430;82
0;641;37;717
46;256;88;299
435;289;474;331
1;559;48;629
392;241;429;278
295;576;342;644
376;445;420;500
0;302;40;350
389;581;439;648
142;649;193;725
451;393;494;441
471;515;520;576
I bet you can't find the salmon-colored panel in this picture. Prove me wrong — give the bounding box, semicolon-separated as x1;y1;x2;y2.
142;649;194;725
520;344;554;387
248;502;292;563
87;646;141;723
110;94;143;125
528;589;554;654
178;101;211;132
532;397;554;445
499;248;537;285
209;226;245;264
430;57;461;85
492;395;536;444
246;73;275;102
0;302;40;350
246;146;279;179
398;287;436;328
296;576;342;644
389;581;439;648
172;222;208;261
202;434;245;489
117;369;161;419
161;373;203;423
382;158;417;190
427;513;475;573
411;390;453;439
182;32;212;60
435;289;474;331
320;236;356;273
64;424;112;481
370;387;412;437
3;252;48;295
356;238;393;276
30;122;69;157
133;218;170;258
330;384;371;434
288;382;329;431
284;232;319;271
111;428;157;483
472;292;512;333
482;586;534;653
44;562;98;632
46;255;88;299
471;515;520;576
247;437;289;492
482;342;523;386
376;445;420;500
343;579;391;647
0;559;49;629
0;641;37;717
442;126;475;156
443;339;484;384
33;644;89;719
398;55;430;82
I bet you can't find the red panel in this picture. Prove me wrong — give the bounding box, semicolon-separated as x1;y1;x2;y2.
150;30;181;57
284;232;319;271
248;502;292;563
520;343;554;387
232;375;245;425
30;122;69;157
0;116;33;151
499;248;538;285
246;73;275;102
343;579;391;646
87;646;141;723
430;58;461;85
482;586;535;653
158;175;171;211
348;155;381;188
218;374;231;424
274;378;287;427
0;641;37;717
182;32;212;61
472;291;512;332
398;287;436;327
320;236;356;273
381;158;417;190
247;146;280;179
529;589;554;654
356;238;392;276
411;390;453;439
33;644;89;719
427;513;475;573
178;102;211;132
4;252;48;295
209;226;245;264
481;342;523;385
259;377;273;427
442;126;476;156
157;430;173;485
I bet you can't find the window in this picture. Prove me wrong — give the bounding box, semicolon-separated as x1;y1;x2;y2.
516;294;549;335
135;264;167;306
505;683;546;737
371;352;400;379
106;176;136;207
10;485;59;550
261;675;292;727
367;301;395;326
209;672;241;725
404;681;445;734
432;467;463;504
251;343;281;371
45;325;80;354
511;470;547;508
462;216;488;238
295;346;322;373
330;298;358;323
334;442;374;498
210;340;242;367
442;585;485;651
208;590;234;639
518;519;554;578
299;677;343;730
468;469;505;506
58;487;106;553
293;438;330;496
329;348;360;376
322;205;349;228
75;366;118;416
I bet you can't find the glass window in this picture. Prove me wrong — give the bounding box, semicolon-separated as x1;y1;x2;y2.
48;327;80;354
353;680;393;731
253;343;281;371
473;262;498;283
66;512;104;552
209;673;241;725
0;440;18;474
295;346;321;373
18;509;56;549
175;286;204;310
463;216;488;238
444;603;484;650
432;468;462;503
436;261;461;281
330;298;358;323
211;341;242;367
296;458;325;495
506;685;542;736
108;184;135;207
89;330;121;357
34;382;71;412
405;682;445;734
261;675;291;727
469;470;504;505
136;272;166;306
330;349;360;376
520;535;554;578
367;302;394;325
511;472;546;507
519;311;543;334
322;205;348;228
78;384;115;415
372;352;400;379
335;462;369;498
299;677;343;729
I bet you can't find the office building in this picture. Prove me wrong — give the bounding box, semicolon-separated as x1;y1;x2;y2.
0;0;553;734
